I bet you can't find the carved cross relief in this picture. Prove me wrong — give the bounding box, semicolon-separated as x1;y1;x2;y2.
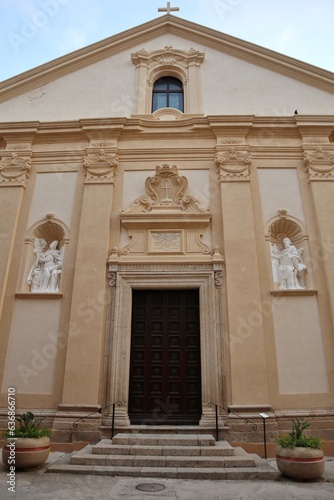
124;164;210;214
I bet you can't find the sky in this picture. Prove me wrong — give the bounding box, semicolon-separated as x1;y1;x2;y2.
0;0;333;82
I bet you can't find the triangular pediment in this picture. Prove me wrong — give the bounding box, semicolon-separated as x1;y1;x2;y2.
1;14;334;103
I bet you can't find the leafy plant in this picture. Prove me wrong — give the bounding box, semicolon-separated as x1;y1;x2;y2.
277;419;324;449
5;411;51;439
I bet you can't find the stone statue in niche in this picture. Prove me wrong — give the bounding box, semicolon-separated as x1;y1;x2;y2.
271;237;306;290
27;238;64;292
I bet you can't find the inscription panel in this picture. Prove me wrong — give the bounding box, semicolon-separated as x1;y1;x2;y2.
149;231;182;253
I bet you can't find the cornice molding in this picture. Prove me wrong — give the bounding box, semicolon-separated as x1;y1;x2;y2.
0;116;332;150
1;15;334;103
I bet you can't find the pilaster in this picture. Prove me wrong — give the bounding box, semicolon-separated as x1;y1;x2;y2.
214;131;270;405
303;143;334;323
0;137;34;320
61;136;120;405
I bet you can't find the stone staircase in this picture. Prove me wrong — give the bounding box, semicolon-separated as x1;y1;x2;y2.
47;433;278;480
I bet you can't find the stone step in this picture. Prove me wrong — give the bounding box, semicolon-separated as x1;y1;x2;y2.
111;433;215;447
47;462;279;480
45;434;280;480
92;439;235;457
71;453;255;468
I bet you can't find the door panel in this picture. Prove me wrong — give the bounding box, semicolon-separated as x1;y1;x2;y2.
128;289;202;425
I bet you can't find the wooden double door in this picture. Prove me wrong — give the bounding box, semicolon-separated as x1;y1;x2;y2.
128;289;202;425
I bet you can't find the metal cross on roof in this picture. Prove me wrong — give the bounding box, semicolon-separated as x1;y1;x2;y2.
158;2;180;15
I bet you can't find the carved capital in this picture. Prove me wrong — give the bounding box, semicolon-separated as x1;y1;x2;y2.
83;149;118;184
303;147;334;180
0;152;31;186
215;148;252;182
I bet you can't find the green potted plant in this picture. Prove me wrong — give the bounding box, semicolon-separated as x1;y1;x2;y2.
276;418;325;480
2;411;51;469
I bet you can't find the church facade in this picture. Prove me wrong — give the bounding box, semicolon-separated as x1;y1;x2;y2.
0;13;334;447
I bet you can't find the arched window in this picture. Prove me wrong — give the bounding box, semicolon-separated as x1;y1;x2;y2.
152;76;184;112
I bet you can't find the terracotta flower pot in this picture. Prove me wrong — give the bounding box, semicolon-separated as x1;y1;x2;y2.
2;436;50;469
276;445;324;480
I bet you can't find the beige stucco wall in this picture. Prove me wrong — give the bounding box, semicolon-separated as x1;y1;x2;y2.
272;294;329;394
28;172;77;228
2;298;62;394
257;168;306;225
201;46;334;116
0;34;333;121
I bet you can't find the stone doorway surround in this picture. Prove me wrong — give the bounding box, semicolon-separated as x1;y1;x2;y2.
104;261;225;431
103;163;226;431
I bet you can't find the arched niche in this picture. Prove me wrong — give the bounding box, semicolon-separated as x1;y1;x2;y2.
265;211;310;291
20;214;69;294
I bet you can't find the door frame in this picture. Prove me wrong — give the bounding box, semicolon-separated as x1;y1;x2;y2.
105;264;225;428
